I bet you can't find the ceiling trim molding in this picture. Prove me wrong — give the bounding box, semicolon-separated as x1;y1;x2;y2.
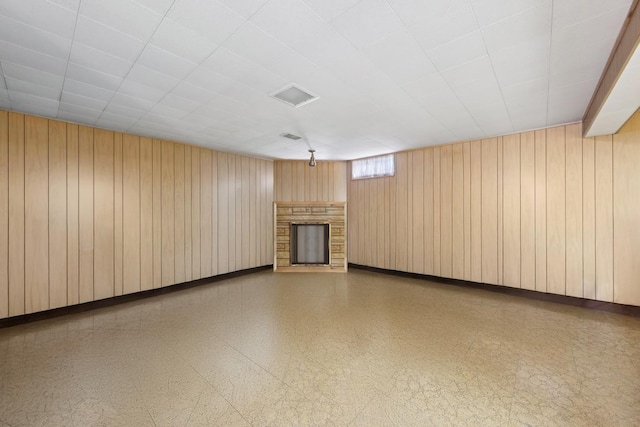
583;0;640;136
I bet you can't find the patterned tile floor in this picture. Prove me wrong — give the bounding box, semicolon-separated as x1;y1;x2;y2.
1;270;639;426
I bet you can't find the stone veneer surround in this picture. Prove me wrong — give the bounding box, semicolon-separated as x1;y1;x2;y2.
274;202;346;272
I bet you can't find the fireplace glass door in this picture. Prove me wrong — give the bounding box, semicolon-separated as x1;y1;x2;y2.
291;224;330;265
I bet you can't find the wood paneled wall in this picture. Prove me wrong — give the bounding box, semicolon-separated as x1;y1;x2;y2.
348;112;640;306
0;111;273;319
274;160;347;202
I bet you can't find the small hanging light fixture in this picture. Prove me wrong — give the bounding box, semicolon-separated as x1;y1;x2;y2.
308;149;316;167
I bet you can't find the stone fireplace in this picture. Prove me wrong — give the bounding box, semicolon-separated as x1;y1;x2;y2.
274;202;347;272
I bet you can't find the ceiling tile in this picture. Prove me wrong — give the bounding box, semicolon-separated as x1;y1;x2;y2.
0;40;67;76
125;64;179;92
60;91;109;111
301;0;362;21
149;18;219;64
69;42;133;79
63;78;116;101
131;0;174;15
184;66;236;94
59;101;103;119
47;0;80;12
331;0;405;49
427;30;486;72
167;0;245;44
66;62;124;91
471;0;549;28
363;30;437;85
117;80;166;103
5;77;61;100
453;75;504;108
489;35;549;87
103;102;148;119
74;15;146;62
109;92;155;111
137;44;198;80
9;90;60;109
158;93;202;113
222;23;287;68
547;78;597;125
390;0;478;50
441;55;494;88
0;14;72;60
480;1;552;54
552;0;631;30
2;61;64;89
251;0;324;47
79;0;163;42
216;0;270;19
0;0;77;39
170;81;218;104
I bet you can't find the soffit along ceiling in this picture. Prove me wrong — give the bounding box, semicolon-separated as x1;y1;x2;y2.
0;0;632;161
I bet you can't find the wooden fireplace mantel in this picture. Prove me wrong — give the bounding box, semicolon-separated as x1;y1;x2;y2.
274;201;347;272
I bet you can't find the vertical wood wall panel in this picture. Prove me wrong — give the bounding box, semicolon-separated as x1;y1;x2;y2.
595;135;614;302
93;129;114;300
395;152;408;271
470;141;482;282
227;155;236;272
114;133;123;297
152;139;162;288
8;112;25;315
0;112;7;318
546;126;566;295
66;124;79;305
423;149;434;275
452;144;464;280
520;131;536;291
481;139;498;285
174;144;185;284
24;115;49;313
462;142;471;281
0;112;274;319
139;138;153;290
274;160;348;202
48;120;67;308
534;130;547;292
440;145;452;278
241;156;250;270
582;137;596;299
78;126;93;303
249;158;258;267
565;124;583;297
211;151;218;275
191;147;201;279
184;146;192;281
161;141;175;286
200;149;212;277
497;137;503;286
123;134;140;294
411;153;424;273
433;147;441;276
217;152;229;275
613;112;640;305
502;134;520;288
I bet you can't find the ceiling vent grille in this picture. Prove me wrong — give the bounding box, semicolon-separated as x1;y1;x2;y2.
281;133;302;140
270;84;318;108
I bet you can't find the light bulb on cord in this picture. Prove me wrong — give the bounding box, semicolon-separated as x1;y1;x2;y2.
308;149;316;167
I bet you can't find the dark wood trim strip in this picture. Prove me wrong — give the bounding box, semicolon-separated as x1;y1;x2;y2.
0;265;273;329
349;263;640;317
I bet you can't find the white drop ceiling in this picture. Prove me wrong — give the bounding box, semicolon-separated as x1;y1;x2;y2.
0;0;634;160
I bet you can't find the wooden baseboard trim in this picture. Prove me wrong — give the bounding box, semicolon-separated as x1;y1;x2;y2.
0;265;273;329
349;263;640;317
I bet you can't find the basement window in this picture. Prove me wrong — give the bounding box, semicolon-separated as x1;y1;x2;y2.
351;154;395;179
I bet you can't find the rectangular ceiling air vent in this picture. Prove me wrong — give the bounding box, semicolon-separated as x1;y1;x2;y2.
270;84;318;108
281;133;302;140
